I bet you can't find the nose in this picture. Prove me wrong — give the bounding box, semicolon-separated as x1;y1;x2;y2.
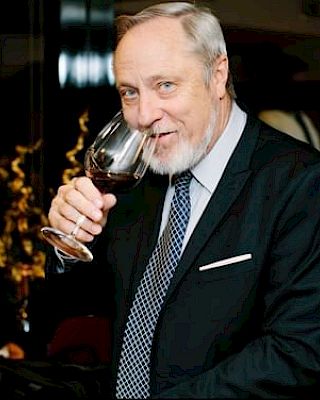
137;92;162;131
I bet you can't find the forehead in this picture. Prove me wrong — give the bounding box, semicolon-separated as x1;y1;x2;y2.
114;17;197;80
116;16;189;53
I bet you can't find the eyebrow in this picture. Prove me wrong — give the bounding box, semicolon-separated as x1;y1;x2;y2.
116;72;180;91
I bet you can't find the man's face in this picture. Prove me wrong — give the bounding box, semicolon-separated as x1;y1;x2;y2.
114;17;228;175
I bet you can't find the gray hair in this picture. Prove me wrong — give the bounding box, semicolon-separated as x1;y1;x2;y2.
115;2;235;98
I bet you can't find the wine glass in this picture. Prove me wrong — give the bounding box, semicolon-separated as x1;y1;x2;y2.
41;110;157;262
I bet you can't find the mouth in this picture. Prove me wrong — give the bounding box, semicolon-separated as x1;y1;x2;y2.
150;130;177;139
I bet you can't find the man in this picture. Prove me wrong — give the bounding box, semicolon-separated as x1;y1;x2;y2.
45;2;320;398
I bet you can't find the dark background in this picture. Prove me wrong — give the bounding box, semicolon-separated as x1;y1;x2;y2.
0;0;319;359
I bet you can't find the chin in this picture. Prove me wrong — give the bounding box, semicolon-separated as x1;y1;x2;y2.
148;147;200;176
148;154;172;175
145;129;211;176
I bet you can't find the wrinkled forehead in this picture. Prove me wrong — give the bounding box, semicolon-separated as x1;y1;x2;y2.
116;16;190;53
114;16;195;70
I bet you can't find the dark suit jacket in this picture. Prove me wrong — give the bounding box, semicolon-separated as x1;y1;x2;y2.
46;111;320;398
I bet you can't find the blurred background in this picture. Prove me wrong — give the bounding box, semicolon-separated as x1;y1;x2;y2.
0;0;319;360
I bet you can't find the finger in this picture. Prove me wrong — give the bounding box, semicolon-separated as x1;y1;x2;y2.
73;176;104;208
61;180;104;222
70;214;87;237
67;179;117;223
69;194;117;234
49;205;102;242
48;209;100;242
100;193;117;226
47;177;117;241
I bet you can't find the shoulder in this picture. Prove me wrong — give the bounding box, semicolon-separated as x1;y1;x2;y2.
258;109;320;148
248;113;320;166
234;113;320;194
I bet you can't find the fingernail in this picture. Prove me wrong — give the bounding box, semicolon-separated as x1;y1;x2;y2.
109;194;117;207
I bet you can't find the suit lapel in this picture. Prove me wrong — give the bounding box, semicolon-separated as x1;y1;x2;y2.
163;114;261;302
128;173;169;299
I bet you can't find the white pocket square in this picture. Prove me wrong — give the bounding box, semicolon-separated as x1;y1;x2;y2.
199;253;252;271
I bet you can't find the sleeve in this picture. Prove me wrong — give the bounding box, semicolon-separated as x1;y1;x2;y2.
44;246;69;275
45;240;97;275
157;167;320;398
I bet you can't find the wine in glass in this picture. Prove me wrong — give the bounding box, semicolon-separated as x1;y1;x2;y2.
41;110;157;262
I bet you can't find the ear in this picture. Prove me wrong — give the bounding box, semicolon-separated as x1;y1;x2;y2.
210;55;229;99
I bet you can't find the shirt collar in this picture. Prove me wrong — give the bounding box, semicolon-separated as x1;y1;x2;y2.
191;101;247;193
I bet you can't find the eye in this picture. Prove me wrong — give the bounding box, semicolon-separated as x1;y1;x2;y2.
119;87;138;101
159;81;175;93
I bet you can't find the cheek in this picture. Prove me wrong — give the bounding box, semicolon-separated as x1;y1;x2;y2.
122;107;138;128
186;101;212;141
181;116;208;148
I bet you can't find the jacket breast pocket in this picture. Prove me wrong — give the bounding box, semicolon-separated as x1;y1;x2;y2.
196;254;256;283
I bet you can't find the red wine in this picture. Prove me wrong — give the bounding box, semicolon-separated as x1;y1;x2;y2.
87;170;141;194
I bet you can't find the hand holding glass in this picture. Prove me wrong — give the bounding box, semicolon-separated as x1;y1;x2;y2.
41;111;157;262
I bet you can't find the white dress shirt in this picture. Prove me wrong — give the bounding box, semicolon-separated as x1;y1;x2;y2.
160;101;247;253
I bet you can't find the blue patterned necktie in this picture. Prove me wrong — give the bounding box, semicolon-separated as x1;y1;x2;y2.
115;171;193;399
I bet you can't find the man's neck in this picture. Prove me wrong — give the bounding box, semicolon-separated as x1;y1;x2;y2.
207;94;233;152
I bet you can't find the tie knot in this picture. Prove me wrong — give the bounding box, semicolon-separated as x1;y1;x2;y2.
174;171;193;191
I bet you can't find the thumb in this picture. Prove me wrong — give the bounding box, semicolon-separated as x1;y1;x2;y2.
100;193;117;226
